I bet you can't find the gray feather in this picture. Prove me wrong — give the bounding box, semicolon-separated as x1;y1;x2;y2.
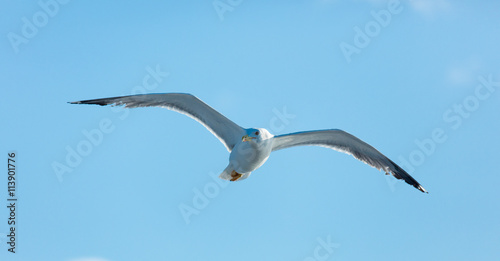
69;93;245;152
272;129;427;193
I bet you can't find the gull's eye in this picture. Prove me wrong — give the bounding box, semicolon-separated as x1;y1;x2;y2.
255;131;259;135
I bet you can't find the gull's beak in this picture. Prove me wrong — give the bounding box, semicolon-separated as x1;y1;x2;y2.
242;135;256;142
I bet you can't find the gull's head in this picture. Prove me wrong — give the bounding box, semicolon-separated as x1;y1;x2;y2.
242;128;272;143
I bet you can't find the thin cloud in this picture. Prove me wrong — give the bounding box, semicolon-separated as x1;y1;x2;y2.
446;57;483;86
409;0;452;17
318;0;453;15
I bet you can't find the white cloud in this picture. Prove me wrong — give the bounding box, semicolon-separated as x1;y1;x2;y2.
318;0;454;13
409;0;452;17
446;57;483;86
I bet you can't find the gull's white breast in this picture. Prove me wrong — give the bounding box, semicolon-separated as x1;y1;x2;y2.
229;138;274;174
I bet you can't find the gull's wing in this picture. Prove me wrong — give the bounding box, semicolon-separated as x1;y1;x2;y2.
272;129;427;193
69;93;245;152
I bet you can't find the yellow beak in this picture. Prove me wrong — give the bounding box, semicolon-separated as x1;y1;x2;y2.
242;135;256;142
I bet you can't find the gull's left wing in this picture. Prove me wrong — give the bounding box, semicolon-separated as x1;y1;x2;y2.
69;93;245;152
272;129;427;193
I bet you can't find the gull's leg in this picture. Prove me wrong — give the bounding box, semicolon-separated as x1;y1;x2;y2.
230;170;243;181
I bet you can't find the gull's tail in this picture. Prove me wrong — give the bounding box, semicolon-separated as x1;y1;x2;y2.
219;165;251;182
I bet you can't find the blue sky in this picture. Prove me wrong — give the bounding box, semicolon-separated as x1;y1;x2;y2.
1;0;500;260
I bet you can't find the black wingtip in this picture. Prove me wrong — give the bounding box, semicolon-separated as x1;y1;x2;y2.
418;185;429;194
68;99;113;106
406;178;428;194
387;159;428;194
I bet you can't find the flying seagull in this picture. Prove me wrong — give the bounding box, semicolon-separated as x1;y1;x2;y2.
69;93;427;193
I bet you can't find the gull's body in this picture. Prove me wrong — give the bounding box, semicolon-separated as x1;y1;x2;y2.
224;128;274;181
70;93;427;193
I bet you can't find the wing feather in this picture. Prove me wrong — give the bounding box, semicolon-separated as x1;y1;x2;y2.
69;93;245;151
272;129;427;193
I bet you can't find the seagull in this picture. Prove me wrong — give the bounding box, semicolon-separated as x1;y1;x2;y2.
70;93;427;193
